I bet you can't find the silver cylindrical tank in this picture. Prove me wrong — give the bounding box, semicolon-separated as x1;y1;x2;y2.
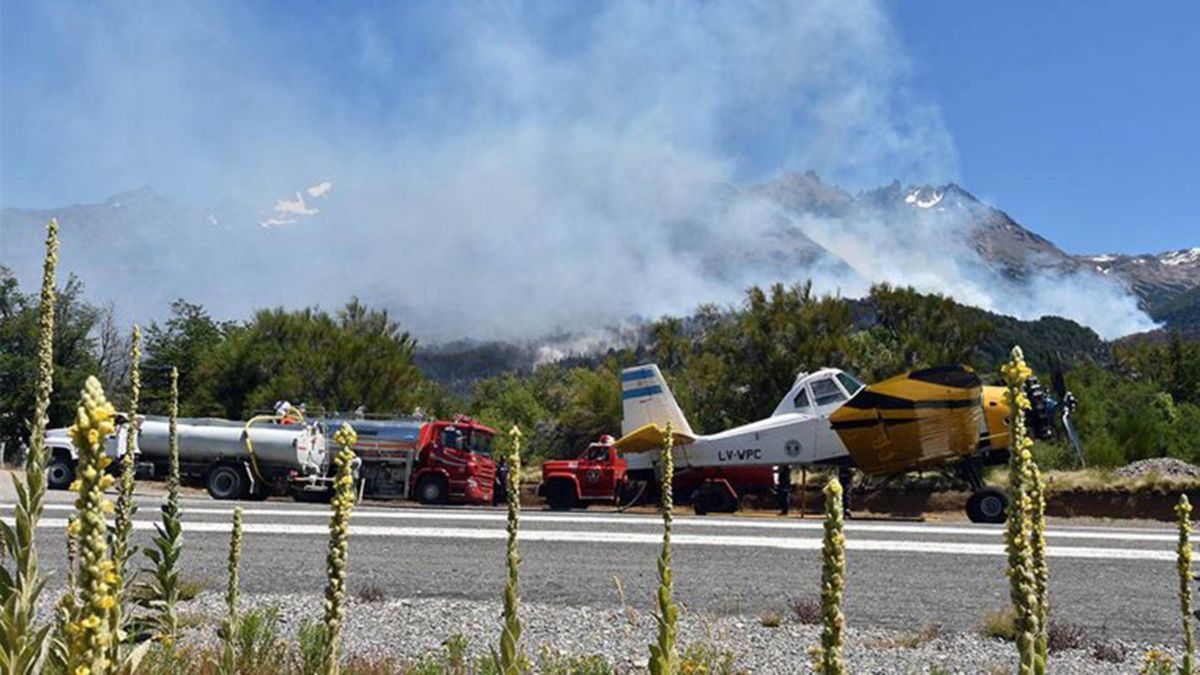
136;417;327;472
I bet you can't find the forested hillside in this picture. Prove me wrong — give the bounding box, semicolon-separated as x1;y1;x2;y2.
2;265;1197;470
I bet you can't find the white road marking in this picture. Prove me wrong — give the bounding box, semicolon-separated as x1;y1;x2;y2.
11;516;1174;561
20;502;1177;543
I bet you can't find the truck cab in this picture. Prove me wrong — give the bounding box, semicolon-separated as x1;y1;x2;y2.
44;414;135;490
538;435;628;510
413;416;497;505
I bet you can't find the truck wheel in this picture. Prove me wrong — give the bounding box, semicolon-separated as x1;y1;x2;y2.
545;481;578;511
693;481;738;515
966;487;1009;524
207;465;246;501
416;475;448;505
47;454;75;490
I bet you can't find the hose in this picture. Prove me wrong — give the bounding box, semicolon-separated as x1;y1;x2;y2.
242;407;306;486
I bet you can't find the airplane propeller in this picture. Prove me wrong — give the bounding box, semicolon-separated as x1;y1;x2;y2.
1049;351;1085;468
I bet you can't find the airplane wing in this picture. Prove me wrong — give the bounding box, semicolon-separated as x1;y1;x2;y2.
829;365;983;474
613;423;697;453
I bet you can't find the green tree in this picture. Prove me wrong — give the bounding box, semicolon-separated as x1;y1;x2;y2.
0;267;99;452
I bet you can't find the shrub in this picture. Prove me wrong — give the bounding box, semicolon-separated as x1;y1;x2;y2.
357;585;387;604
1090;641;1126;663
792;597;822;625
1045;621;1087;652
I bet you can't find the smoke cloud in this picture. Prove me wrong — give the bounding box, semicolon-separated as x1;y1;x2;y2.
0;1;1155;342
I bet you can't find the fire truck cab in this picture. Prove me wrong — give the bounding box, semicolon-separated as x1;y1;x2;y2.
538;435;628;510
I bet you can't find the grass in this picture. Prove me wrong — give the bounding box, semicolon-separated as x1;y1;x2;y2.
537;646;615;675
979;608;1017;642
758;610;782;628
871;624;941;649
179;576;211;601
679;642;741;675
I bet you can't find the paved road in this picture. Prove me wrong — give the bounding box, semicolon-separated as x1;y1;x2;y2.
6;490;1181;643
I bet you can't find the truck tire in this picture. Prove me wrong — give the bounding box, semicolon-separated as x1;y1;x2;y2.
207;464;246;501
47;452;75;490
415;475;448;505
545;480;578;511
966;487;1009;524
692;480;738;515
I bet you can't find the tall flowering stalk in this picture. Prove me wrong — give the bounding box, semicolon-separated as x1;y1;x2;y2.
65;377;121;675
0;218;59;675
1001;346;1043;675
1029;462;1049;666
112;326;141;576
648;422;677;675
322;423;359;675
813;477;847;675
1178;495;1194;674
497;426;525;674
143;366;183;643
219;507;244;675
110;324;140;664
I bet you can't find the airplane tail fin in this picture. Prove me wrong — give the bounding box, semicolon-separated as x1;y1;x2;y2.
620;364;695;439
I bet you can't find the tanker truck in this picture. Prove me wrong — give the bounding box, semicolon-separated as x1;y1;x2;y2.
44;412;497;505
44;414;329;500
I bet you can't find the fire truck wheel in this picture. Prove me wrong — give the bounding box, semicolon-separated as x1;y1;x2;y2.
966;487;1009;524
46;453;75;490
416;475;449;505
207;464;246;501
545;481;578;511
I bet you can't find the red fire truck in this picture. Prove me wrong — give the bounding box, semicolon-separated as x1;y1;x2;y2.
537;435;774;512
316;414;498;505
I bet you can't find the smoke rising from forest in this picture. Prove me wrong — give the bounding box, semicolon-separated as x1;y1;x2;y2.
0;1;1156;342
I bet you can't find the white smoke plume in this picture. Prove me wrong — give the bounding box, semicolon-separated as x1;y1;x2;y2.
0;1;1156;342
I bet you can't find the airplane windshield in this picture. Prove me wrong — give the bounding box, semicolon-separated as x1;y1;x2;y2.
811;378;847;406
836;372;866;397
793;387;812;412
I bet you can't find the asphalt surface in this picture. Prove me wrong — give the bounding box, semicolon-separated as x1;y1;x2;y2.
6;488;1182;644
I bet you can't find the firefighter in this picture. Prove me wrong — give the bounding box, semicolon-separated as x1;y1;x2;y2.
775;465;792;515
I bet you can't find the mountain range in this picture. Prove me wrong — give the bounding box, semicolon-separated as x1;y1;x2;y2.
1;173;1197;342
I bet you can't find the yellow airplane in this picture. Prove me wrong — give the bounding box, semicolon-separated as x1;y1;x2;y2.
615;363;1031;523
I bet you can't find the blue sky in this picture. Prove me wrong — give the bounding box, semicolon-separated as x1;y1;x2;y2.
1;1;1196;256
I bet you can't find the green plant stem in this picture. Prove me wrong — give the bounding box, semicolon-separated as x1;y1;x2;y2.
818;477;846;675
498;426;524;674
145;366;183;643
1178;495;1194;675
110;324;140;663
649;422;677;675
323;424;359;675
0;218;58;675
220;507;243;675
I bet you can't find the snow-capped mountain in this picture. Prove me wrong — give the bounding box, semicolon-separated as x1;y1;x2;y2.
1078;248;1200;307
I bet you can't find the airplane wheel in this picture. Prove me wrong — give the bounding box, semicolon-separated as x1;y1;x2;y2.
966;488;1009;524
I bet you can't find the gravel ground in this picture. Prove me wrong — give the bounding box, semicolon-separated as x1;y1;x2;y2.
172;592;1175;674
1115;457;1200;480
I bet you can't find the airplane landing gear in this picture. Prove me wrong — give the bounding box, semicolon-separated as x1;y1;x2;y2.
966;487;1009;524
958;458;1009;524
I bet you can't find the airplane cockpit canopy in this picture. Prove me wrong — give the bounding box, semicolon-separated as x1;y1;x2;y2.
774;368;866;418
